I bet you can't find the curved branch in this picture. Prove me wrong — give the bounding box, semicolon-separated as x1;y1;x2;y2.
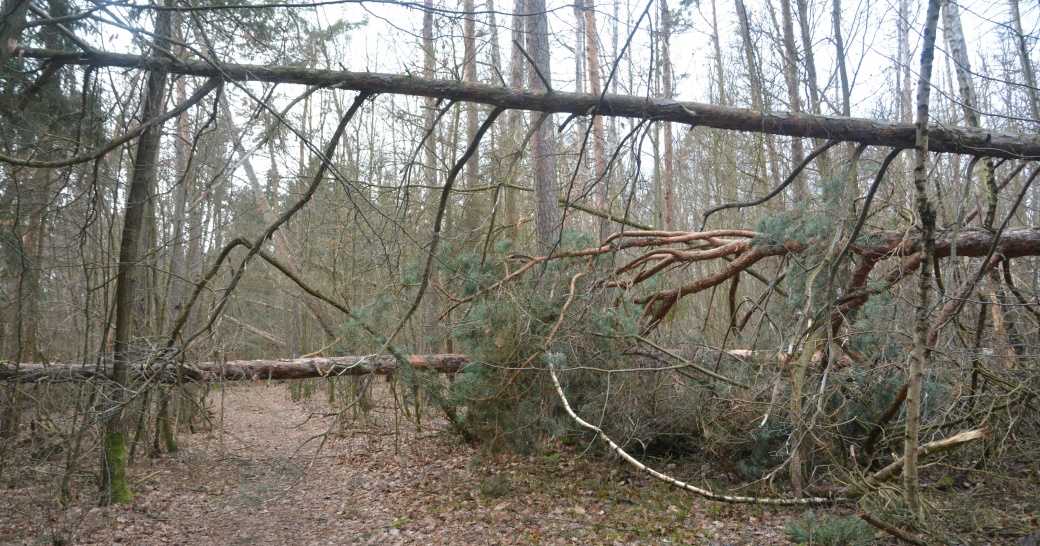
700;139;839;229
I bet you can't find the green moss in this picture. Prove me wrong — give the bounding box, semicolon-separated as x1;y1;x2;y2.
102;431;133;504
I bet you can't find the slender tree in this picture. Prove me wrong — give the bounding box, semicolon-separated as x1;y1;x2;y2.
103;4;173;506
905;0;941;519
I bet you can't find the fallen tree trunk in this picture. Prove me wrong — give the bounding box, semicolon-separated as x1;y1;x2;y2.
0;354;471;383
11;47;1040;160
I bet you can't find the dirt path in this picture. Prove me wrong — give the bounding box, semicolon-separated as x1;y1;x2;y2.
2;383;798;545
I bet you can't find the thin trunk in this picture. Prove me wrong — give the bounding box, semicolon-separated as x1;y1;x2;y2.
487;0;507;233
504;0;526;238
571;0;588;226
735;0;769;211
103;4;172;506
898;0;913;122
461;0;483;243
423;0;437;205
735;0;763;109
166;65;192;331
710;0;727;106
905;0;941;519
584;0;611;241
1008;0;1040;125
832;0;851;117
795;0;820;113
661;0;675;230
941;0;997;226
488;0;504;87
779;0;807;201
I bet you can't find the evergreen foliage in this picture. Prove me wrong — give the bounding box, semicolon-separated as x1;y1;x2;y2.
786;510;876;545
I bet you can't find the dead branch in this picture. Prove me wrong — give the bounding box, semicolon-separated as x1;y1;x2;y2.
842;427;991;498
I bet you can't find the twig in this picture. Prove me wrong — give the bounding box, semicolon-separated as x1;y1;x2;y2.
512;40;551;92
701;139;838;229
859;510;929;546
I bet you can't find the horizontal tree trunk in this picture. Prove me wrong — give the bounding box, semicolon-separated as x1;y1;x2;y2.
0;354;470;383
855;228;1040;259
13;47;1040;160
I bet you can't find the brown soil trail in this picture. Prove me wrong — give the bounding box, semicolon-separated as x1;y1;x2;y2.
1;383;794;545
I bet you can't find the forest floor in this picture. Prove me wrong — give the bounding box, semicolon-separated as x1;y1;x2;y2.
0;382;1034;545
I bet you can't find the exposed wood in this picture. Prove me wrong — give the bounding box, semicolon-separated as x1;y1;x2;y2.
10;47;1040;160
1;354;471;383
843;427;990;497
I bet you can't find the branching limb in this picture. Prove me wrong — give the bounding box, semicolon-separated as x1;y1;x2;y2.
546;275;833;506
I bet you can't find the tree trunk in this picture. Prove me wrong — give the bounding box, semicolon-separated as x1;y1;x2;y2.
422;0;438;210
13;48;1040;159
460;0;485;244
3;354;470;382
103;5;172;506
794;0;820;114
779;0;807;202
583;0;611;241
526;0;561;253
660;0;675;230
905;0;941;519
0;0;29;67
1008;0;1040;126
832;0;851;117
897;0;912;122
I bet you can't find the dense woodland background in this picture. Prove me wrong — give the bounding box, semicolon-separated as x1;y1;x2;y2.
1;0;1039;541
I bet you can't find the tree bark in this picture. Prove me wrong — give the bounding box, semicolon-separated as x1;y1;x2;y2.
2;354;471;383
525;0;561;253
779;0;807;202
832;0;851;117
10;48;1040;160
460;0;484;243
103;5;172;506
1008;0;1040;126
503;0;526;238
660;0;675;230
905;0;941;519
0;0;29;67
583;0;611;241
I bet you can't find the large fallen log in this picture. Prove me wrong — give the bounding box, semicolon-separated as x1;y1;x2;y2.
0;354;471;383
11;48;1040;160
